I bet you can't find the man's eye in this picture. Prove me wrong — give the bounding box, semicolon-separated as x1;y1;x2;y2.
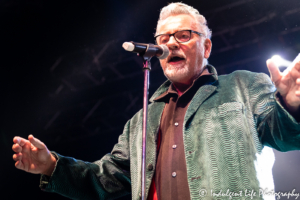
181;34;189;38
160;36;169;44
178;34;189;39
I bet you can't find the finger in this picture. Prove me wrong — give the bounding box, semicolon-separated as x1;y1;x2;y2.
291;54;300;71
295;61;300;71
296;78;300;85
28;135;45;150
15;160;24;170
13;153;22;161
267;59;282;84
13;136;28;147
296;79;300;96
12;143;22;153
283;54;300;76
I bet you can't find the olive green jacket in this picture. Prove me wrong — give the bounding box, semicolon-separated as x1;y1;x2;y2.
41;66;300;200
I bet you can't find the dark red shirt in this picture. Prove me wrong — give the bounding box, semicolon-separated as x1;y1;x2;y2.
148;69;213;200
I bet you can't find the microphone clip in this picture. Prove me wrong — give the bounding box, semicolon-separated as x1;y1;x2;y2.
133;42;157;61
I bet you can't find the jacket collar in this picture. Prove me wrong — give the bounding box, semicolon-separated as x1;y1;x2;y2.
149;65;218;103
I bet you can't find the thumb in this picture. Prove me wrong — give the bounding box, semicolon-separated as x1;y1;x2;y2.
28;135;45;150
266;59;282;84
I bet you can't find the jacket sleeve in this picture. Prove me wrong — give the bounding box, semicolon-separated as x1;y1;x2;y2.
39;120;132;200
249;72;300;151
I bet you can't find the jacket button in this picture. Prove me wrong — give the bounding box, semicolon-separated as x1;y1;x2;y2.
148;164;153;171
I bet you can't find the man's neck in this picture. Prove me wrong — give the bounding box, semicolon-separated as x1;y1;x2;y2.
172;68;210;96
172;82;192;96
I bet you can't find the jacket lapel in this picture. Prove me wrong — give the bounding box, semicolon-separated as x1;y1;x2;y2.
147;101;165;140
184;65;219;124
184;84;217;124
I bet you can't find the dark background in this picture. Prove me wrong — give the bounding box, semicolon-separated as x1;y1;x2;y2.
1;0;300;199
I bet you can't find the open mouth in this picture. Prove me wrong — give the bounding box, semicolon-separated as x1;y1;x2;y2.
168;56;185;63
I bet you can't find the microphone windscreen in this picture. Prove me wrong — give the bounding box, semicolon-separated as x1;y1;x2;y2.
122;42;135;51
157;45;169;60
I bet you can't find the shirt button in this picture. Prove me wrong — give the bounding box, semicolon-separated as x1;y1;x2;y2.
174;122;179;126
147;164;153;171
172;145;177;149
172;172;177;177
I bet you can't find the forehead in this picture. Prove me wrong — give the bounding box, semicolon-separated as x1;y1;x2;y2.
157;14;199;34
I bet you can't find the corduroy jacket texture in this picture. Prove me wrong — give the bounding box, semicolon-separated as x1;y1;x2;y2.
41;66;300;200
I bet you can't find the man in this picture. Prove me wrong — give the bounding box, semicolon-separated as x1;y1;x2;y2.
12;2;300;200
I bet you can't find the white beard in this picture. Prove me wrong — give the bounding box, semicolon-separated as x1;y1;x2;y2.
163;63;191;83
163;58;207;83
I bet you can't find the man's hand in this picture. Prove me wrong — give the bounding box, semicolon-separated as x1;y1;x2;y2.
266;54;300;116
12;135;57;176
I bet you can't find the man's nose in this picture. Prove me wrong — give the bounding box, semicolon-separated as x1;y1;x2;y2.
166;36;179;50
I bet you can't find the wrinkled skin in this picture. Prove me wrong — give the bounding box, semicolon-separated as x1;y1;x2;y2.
157;14;212;92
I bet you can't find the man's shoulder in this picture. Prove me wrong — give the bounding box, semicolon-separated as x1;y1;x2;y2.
219;70;259;78
215;70;273;95
218;70;270;84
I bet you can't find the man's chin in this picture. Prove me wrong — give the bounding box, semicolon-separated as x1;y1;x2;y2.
164;67;190;83
166;61;185;69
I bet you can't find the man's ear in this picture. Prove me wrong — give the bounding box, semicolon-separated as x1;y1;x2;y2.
204;38;212;59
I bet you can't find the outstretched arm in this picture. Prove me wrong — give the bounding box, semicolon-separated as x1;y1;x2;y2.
12;121;132;200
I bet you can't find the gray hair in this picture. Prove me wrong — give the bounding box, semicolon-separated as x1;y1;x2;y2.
156;2;212;39
156;2;211;66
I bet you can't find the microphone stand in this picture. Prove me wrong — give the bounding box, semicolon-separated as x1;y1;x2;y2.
138;44;157;200
141;59;150;200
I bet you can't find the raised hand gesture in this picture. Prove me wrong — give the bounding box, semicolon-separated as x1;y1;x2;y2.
12;135;57;176
267;54;300;116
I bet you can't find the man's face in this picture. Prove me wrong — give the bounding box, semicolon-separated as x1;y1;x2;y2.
157;14;212;85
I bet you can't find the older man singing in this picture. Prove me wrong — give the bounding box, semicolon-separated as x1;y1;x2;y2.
12;2;300;200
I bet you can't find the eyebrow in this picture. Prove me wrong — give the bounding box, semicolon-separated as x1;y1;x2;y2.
155;29;191;36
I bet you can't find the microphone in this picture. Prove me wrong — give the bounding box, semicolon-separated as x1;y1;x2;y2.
122;42;169;59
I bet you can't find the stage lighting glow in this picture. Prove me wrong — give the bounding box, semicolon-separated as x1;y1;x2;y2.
271;55;292;68
271;55;283;64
